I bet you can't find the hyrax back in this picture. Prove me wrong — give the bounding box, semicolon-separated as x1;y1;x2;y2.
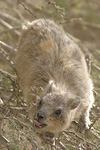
15;19;94;133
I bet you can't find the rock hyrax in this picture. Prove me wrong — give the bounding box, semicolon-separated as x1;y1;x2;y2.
15;19;94;133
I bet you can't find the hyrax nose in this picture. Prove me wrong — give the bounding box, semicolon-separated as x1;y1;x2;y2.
37;112;44;120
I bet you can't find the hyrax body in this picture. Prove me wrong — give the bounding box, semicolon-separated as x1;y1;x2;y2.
15;19;94;133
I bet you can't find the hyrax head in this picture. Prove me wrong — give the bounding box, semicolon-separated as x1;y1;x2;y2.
34;93;81;133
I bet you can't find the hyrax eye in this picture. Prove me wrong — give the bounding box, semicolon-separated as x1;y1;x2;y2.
55;109;62;115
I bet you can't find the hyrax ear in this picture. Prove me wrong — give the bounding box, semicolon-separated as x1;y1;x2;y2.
67;97;81;110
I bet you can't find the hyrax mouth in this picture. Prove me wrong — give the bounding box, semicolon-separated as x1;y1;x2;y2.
33;120;47;129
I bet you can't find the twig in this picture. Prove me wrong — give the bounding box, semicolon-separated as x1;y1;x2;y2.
78;20;100;29
92;62;100;71
45;140;58;150
0;69;16;79
11;107;27;116
88;113;100;132
59;18;82;24
0;98;4;107
0;42;16;70
0;11;20;23
17;0;38;19
12;116;31;128
59;18;100;29
57;141;67;150
90;129;100;139
0;26;21;35
64;131;84;141
86;141;98;149
64;131;98;149
0;134;10;145
0;41;17;52
0;47;16;70
0;18;20;36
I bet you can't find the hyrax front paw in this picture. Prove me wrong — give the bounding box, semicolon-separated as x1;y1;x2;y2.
78;117;91;133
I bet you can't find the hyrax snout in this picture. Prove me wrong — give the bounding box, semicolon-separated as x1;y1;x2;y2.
15;19;94;133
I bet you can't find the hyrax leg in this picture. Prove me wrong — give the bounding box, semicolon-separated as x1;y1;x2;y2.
78;107;91;133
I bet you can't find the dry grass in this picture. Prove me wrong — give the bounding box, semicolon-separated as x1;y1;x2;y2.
0;0;100;149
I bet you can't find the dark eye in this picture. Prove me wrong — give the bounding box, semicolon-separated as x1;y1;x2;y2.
55;109;62;115
38;99;42;106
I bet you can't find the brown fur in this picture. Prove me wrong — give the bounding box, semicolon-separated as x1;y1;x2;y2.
15;19;94;133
